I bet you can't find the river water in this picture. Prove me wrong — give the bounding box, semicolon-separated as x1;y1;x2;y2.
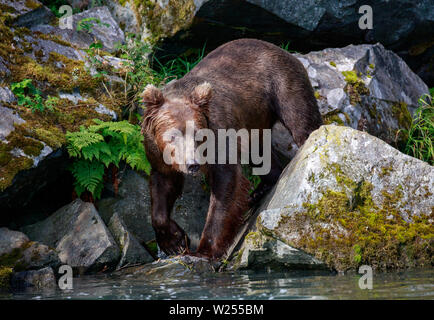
1;268;433;300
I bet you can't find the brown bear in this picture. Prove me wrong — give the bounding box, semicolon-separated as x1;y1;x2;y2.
141;38;322;260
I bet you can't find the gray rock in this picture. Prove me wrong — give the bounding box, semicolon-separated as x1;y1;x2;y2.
18;241;61;271
0;228;29;256
232;231;326;271
95;104;117;120
97;169;208;251
22;199;120;272
13;5;54;28
0;87;16;104
105;0;141;34
257;125;434;271
0;228;61;272
0;105;26;142
0;0;53;27
0;56;10;77
274;43;429;161
30;24;96;52
115;255;214;279
108;212;154;269
11;267;56;289
72;6;125;52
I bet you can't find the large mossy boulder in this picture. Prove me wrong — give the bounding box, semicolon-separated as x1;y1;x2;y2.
22;199;121;272
254;125;433;272
105;0;209;43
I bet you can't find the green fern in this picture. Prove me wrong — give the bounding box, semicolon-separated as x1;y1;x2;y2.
66;119;151;199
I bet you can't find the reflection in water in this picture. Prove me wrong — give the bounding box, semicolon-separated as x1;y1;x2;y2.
1;269;433;300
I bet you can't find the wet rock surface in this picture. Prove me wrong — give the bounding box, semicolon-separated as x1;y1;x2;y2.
10;266;56;289
231;231;327;271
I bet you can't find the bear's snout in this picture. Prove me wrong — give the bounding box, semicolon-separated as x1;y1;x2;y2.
186;160;200;174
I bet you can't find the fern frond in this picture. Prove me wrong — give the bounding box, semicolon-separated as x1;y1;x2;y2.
66;131;104;151
70;160;105;196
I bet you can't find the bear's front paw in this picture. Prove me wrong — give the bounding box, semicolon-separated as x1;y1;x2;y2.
155;220;190;256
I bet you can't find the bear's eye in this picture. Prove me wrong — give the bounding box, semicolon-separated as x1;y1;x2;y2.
169;135;176;143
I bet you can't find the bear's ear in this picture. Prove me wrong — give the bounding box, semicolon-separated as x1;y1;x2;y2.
190;82;212;107
141;84;164;107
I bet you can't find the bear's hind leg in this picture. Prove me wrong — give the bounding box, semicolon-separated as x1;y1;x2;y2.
273;80;323;146
150;170;190;255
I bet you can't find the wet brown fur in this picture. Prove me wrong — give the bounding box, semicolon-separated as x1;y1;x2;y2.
141;39;323;259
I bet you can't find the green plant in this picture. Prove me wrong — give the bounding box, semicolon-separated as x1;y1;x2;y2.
11;79;56;112
153;44;206;82
40;0;80;17
399;94;433;165
77;17;109;34
84;41;109;79
66;119;151;199
280;41;298;53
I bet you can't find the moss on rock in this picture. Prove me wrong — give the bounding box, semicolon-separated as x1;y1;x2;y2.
0;266;12;289
342;70;370;105
133;0;197;44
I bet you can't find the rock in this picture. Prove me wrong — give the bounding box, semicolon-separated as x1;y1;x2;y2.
0;228;61;272
0;87;16;103
256;125;434;271
108;212;154;269
106;0;209;42
273;43;429;161
105;0;141;34
115;255;214;280
97;169;208;251
13;5;54;29
0;228;29;256
155;0;433;85
231;231;326;271
22;199;120;272
0;0;53;28
0;56;10;77
0;105;25;142
72;6;125;52
10;267;56;289
0;266;13;289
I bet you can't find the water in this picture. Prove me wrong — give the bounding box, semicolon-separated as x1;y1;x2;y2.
1;268;433;300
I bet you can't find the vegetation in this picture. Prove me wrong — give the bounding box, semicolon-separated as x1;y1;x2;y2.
398;94;433;165
66;119;151;200
40;0;80;17
77;17;110;34
11;79;57;113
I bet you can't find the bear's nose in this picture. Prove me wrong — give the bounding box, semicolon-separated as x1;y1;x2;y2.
187;161;200;174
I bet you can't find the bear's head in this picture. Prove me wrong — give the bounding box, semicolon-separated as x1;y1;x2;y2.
141;82;212;175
